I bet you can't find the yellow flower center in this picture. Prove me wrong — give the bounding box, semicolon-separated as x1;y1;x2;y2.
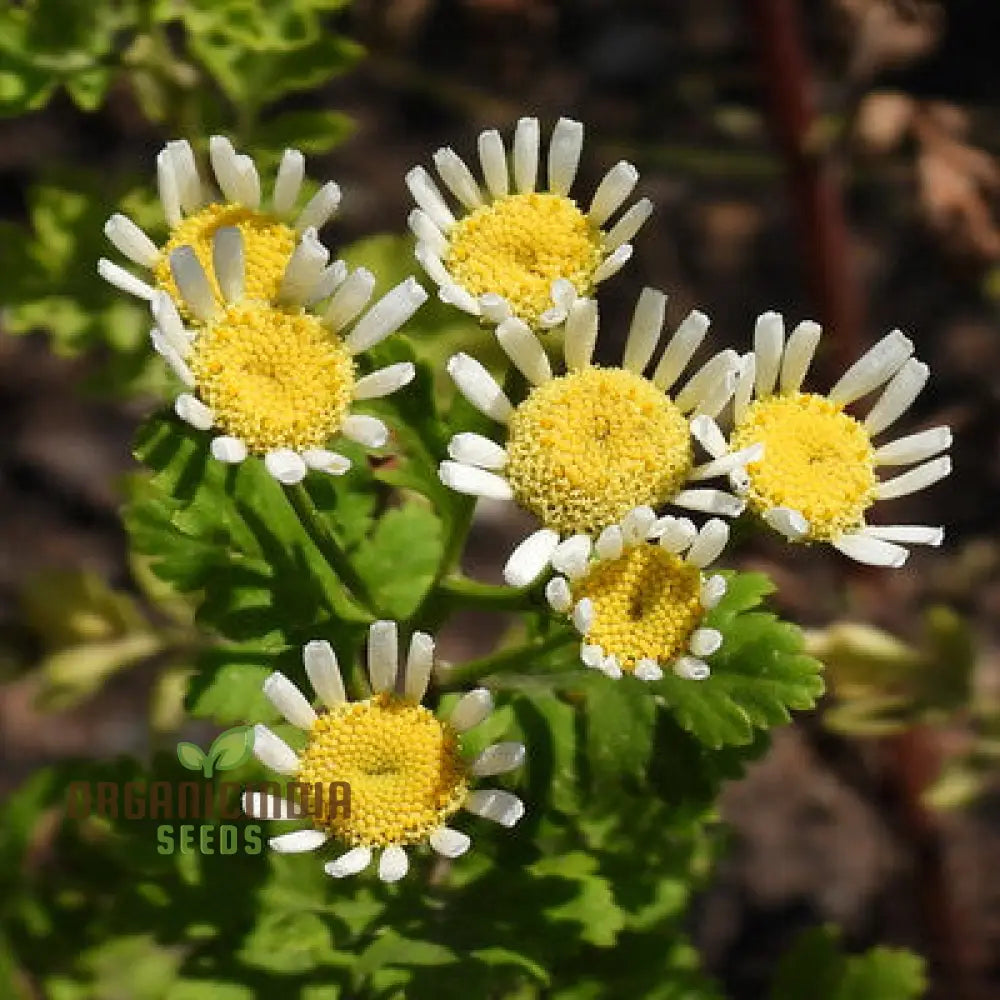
189;302;355;455
445;192;603;326
572;545;704;670
153;204;297;313
504;367;693;535
296;693;469;848
731;392;878;541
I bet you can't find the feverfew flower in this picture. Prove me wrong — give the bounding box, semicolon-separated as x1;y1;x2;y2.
545;506;730;682
726;313;951;566
244;621;526;882
439;288;758;587
153;225;426;484
99;136;342;315
407;117;651;330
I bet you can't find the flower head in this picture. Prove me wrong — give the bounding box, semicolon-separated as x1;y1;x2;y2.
439;288;756;586
99;137;342;316
544;506;730;681
407;117;651;330
244;621;526;882
727;313;951;566
152;225;427;484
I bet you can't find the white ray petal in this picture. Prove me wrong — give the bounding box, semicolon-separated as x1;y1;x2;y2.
104;213;159;267
346;277;428;354
174;393;214;431
471;742;526;777
753;311;785;398
603;198;653;252
693;364;739;419
689;627;723;657
170;246;217;322
242;790;298;821
448;432;508;470
623;287;666;374
156;149;182;227
447;352;514;423
151;290;190;346
592;243;633;284
496;317;552;385
689;414;728;459
479;293;512;324
212;225;245;303
464;789;524;827
673;656;710;681
779;320;822;394
545;575;573;612
210;436;247;464
269;829;328;854
97;258;156;301
685;518;730;568
234;154;261;209
861;524;944;546
864;358;930;436
690;443;764;481
832;533;909;567
309;261;346;307
439;281;482;315
580;643;604;668
342;414;389;449
413;242;451;290
764;506;810;540
303;640;346;706
874;426;952;467
405;166;456;232
551;534;592;579
354;362;416;400
325;846;372;878
368;619;399;693
430;827;471;858
701;574;727;610
673;349;740;414
478;128;509;198
547;117;584;196
324;267;376;332
513;117;540;193
595;524;624;561
439;460;513;500
167;140;202;214
732;352;756;424
601;655;623;679
657;516;698;554
209;136;245;204
563;298;599;370
302;449;351;476
408;208;449;258
630;659;661;682
622;505;657;546
828;329;915;405
263;671;318;730
503;528;560;587
572;598;594;633
551;278;577;311
151;316;192;360
295;181;342;233
264;449;308;485
433;147;484;210
272;148;305;216
278;228;329;305
450;688;493;732
252;724;299;775
876;456;951;500
404;631;435;702
588;160;639;226
673;489;745;518
154;339;196;387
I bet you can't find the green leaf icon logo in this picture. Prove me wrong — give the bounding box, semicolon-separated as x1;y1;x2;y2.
175;727;254;778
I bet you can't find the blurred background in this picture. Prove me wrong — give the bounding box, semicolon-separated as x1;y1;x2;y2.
1;1;998;997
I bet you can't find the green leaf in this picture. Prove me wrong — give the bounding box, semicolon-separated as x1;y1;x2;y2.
176;741;207;771
207;726;255;772
251;109;354;156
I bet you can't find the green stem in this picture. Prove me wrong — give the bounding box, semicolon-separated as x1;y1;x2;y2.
437;576;539;611
284;482;379;616
442;629;578;687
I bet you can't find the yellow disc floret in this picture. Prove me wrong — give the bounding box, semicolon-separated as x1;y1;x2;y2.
189;302;355;454
296;693;469;848
445;192;603;326
153;204;297;311
504;367;694;535
731;392;878;541
572;545;704;670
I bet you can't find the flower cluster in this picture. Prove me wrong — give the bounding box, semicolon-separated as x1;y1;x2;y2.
102;120;951;881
